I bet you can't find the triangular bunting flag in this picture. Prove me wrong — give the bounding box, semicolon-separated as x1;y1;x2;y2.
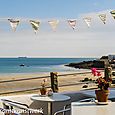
29;20;40;34
83;17;91;27
8;19;20;32
48;20;59;31
110;10;115;19
67;20;76;30
98;14;106;24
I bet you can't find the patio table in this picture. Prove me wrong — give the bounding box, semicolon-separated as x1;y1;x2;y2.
31;93;70;115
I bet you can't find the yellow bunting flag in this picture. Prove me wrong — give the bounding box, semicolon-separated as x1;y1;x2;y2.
67;20;76;30
48;20;59;31
30;20;40;34
83;17;91;27
110;10;115;19
8;19;20;32
98;14;106;24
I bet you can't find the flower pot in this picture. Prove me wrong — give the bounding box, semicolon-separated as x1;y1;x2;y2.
40;87;47;95
95;90;109;102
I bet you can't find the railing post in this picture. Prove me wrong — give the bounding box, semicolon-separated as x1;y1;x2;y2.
50;72;59;92
104;58;112;80
104;66;112;81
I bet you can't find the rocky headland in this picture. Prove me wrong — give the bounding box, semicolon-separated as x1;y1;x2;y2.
65;55;115;69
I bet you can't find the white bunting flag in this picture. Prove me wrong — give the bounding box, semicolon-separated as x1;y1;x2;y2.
67;20;76;30
83;17;91;27
30;20;40;34
98;14;106;24
110;10;115;19
8;19;20;32
48;20;59;31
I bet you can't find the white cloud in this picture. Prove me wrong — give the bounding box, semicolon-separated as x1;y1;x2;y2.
0;10;115;57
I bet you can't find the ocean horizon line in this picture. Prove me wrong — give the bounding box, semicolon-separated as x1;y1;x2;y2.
0;57;98;59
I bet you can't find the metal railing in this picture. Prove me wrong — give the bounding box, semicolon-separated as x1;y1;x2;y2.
0;71;94;95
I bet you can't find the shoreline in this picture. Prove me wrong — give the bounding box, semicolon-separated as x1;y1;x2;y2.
0;68;90;75
0;69;91;78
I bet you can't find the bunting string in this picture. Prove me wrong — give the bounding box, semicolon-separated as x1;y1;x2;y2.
48;20;59;31
8;19;20;31
67;20;76;30
0;10;114;34
98;14;106;24
110;10;115;19
29;20;40;34
83;17;91;27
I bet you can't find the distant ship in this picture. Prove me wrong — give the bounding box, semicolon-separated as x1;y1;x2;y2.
18;57;27;59
19;64;25;67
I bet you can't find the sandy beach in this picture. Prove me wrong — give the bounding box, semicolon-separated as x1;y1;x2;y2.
0;71;101;96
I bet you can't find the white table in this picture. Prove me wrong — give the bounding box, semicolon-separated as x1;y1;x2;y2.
31;93;70;115
82;89;115;100
71;101;115;115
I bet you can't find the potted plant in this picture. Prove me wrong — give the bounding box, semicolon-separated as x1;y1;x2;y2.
91;68;112;102
40;78;47;95
95;76;112;102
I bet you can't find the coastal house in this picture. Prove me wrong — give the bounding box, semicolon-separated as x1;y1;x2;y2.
108;55;115;60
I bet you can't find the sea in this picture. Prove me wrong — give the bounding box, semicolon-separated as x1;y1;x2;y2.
0;58;96;74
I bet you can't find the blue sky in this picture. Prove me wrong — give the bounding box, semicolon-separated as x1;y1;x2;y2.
0;0;115;18
0;0;115;58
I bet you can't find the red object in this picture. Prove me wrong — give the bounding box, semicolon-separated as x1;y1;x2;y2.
97;71;101;77
91;68;97;76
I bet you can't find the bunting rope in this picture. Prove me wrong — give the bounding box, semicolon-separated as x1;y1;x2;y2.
8;19;20;31
29;20;40;34
110;10;115;19
48;20;59;31
98;14;106;24
83;17;91;27
0;10;114;34
68;20;76;30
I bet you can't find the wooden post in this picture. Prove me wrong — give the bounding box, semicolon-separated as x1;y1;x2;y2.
104;58;112;81
104;66;112;81
50;72;59;92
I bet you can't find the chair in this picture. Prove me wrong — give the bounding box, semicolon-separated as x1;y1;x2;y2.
53;98;95;115
77;98;95;102
53;108;71;115
1;99;43;115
